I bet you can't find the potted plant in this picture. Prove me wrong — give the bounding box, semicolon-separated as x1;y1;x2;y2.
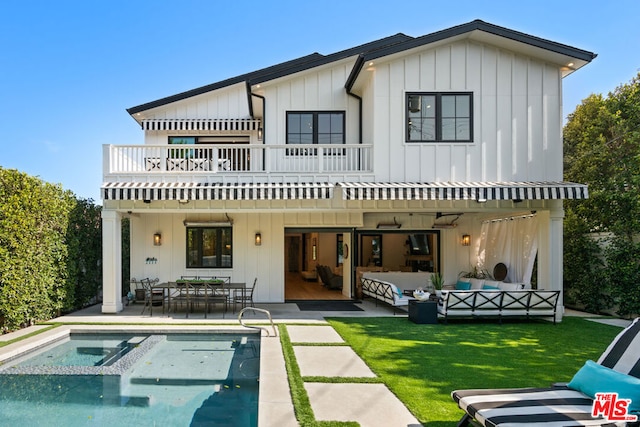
430;272;444;297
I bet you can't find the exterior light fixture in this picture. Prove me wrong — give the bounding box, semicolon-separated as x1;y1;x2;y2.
312;237;317;260
462;234;471;246
257;127;263;141
377;217;401;229
153;233;162;246
255;233;262;246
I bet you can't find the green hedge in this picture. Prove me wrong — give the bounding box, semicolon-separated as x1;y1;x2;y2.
0;168;102;332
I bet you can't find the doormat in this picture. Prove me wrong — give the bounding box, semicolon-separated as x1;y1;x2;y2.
295;301;363;311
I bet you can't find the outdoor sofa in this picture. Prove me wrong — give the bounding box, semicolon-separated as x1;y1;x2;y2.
438;289;561;324
452;317;640;427
360;276;415;312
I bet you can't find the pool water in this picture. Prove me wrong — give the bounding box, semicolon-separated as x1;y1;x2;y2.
0;333;260;426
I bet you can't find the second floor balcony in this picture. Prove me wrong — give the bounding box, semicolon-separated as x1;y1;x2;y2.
103;144;373;182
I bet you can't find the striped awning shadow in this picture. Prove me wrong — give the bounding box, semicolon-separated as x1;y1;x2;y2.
338;182;588;201
102;182;333;201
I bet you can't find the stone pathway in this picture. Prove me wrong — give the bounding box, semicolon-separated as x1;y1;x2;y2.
287;325;421;427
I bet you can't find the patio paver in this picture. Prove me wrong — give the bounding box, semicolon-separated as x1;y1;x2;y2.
305;382;421;427
294;345;376;378
287;325;345;343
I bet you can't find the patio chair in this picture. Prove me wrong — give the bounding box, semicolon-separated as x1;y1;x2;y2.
172;280;193;315
452;318;640;427
199;276;231;313
140;278;164;315
233;278;257;312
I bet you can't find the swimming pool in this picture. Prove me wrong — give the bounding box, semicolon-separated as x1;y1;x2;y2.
0;331;260;426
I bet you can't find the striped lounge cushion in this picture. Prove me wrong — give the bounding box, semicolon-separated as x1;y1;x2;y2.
452;318;640;427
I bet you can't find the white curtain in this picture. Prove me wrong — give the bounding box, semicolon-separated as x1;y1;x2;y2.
476;215;538;285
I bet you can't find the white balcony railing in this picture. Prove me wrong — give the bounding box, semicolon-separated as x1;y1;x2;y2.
103;144;373;175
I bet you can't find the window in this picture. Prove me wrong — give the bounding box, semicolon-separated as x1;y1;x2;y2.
286;112;345;145
406;93;472;142
186;227;232;268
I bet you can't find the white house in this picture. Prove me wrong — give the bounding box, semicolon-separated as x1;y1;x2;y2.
101;20;595;319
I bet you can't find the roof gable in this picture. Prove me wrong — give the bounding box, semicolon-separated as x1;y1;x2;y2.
128;20;595;117
346;20;596;91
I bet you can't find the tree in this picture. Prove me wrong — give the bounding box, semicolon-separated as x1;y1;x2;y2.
564;73;640;317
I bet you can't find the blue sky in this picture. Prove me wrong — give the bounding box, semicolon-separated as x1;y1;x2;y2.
1;0;638;201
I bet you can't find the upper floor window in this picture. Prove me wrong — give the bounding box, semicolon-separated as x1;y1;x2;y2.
286;112;345;145
186;227;232;268
406;93;473;142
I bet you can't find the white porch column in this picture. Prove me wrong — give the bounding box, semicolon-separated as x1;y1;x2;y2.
101;209;123;313
538;207;565;322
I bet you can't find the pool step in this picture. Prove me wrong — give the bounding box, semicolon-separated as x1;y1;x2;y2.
127;336;147;345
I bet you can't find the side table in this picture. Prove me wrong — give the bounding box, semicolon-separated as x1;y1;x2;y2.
408;299;438;324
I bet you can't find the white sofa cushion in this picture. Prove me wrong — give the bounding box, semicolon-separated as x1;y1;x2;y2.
469;278;485;289
498;282;521;291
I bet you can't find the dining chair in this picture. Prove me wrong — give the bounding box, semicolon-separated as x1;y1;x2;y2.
141;278;164;315
173;280;192;315
200;276;231;308
207;281;228;317
233;278;257;312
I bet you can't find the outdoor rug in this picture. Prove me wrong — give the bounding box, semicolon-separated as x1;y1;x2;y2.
295;301;363;311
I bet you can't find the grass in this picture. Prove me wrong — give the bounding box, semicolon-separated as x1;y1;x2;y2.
325;316;623;426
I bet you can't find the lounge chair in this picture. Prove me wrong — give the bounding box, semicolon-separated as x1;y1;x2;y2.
452;318;640;427
317;265;343;290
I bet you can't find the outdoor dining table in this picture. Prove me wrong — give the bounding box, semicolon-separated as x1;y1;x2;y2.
150;281;247;317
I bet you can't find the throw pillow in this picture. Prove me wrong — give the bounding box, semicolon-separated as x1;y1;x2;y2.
568;360;640;412
456;280;472;290
482;284;501;290
393;284;403;298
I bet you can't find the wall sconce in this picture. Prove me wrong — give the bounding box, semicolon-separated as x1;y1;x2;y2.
255;233;262;246
153;233;162;246
312;237;317;260
257;127;263;141
461;234;471;246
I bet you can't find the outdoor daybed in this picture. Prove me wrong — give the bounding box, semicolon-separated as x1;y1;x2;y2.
452;317;640;427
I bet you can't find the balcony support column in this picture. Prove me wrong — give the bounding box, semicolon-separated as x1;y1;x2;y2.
101;209;123;313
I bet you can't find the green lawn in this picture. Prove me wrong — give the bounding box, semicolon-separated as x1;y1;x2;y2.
326;317;622;426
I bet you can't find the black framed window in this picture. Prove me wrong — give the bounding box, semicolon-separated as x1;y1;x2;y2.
406;92;472;142
186;227;232;268
286;112;345;145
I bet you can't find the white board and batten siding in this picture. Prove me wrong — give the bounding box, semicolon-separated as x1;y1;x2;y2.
262;60;361;146
139;83;255;144
361;40;564;184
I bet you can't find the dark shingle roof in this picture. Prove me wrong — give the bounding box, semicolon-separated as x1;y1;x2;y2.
128;20;596;115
